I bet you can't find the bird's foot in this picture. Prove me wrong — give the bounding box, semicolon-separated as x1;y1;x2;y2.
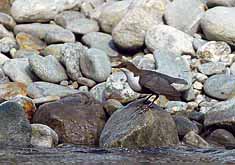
137;104;150;114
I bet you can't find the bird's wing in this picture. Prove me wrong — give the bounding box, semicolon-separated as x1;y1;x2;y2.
139;70;181;97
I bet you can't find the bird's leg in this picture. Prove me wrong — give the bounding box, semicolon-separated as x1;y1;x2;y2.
147;94;159;108
137;95;159;114
143;94;153;104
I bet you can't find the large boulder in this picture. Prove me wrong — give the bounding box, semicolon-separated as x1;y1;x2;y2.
32;92;106;145
100;99;179;148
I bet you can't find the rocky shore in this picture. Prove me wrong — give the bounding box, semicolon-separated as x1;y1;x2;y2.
0;0;235;150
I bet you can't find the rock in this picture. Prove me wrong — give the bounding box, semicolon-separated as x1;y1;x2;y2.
54;11;85;27
207;0;235;8
0;52;9;65
32;93;106;145
0;82;27;100
112;0;170;50
204;98;235;131
194;72;208;83
182;86;196;101
173;116;199;138
146;25;195;55
0;0;11;14
103;99;123;116
11;0;79;22
229;62;235;75
166;101;188;114
16;32;46;51
198;62;226;75
193;81;203;90
204;74;235;100
61;43;87;81
41;44;64;61
200;7;235;46
32;96;60;105
220;54;235;66
27;82;79;99
82;32;119;57
104;72;140;104
90;82;106;102
100;99;179;148
0;101;31;146
80;0;105;18
3;58;37;85
196;41;231;62
183;131;210;148
79;86;89;93
98;0;131;33
11;49;39;59
188;111;205;123
31;124;58;148
0;24;14;38
9;96;36;122
29;55;67;83
206;129;235;147
77;77;96;88
132;54;156;70
44;29;75;44
193;37;208;51
80;48;111;82
0;68;9;84
0;12;16;29
154;49;192;91
0;37;17;53
164;0;205;35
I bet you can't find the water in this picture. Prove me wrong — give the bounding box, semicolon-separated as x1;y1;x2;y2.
0;145;234;164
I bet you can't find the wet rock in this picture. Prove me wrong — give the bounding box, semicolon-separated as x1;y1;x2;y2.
27;82;79;99
166;101;188;114
112;0;169;50
98;0;131;33
103;99;123;116
80;48;111;82
90;82;106;102
146;25;195;55
31;124;58;148
207;0;235;7
198;62;226;76
164;0;205;35
104;72;140;104
0;37;17;53
183;131;210;148
200;7;235;46
29;55;67;83
0;82;27;100
206;129;235;147
100;99;179;148
33;93;106;145
204;74;235;100
0;12;16;29
196;41;231;62
0;101;31;146
11;0;79;22
173;116;199;138
154;49;192;91
82;32;118;57
0;24;13;38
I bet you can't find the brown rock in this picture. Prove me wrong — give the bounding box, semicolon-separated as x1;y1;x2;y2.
32;92;106;145
183;131;210;148
0;82;27;100
0;0;11;14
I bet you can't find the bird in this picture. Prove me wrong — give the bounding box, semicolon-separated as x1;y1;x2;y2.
113;61;188;108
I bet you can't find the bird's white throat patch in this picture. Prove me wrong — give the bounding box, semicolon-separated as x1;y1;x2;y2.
121;68;142;92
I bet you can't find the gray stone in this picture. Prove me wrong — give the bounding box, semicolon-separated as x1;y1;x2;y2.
100;99;179;148
82;32;119;57
90;82;106;102
0;52;9;65
198;62;226;76
166;101;188;114
0;37;17;53
132;54;156;70
27;82;79;99
204;74;235;100
112;0;170;50
193;37;208;51
103;99;123;116
154;49;192;91
164;0;205;35
0;68;9;84
0;101;31;146
229;62;235;75
207;0;235;7
44;29;75;44
41;44;64;61
183;131;210;148
55;11;85;27
146;25;195;55
0;12;16;29
0;24;14;39
31;124;58;148
11;49;39;59
200;7;235;46
3;58;37;85
80;48;111;82
77;77;96;88
29;55;67;83
182;86;196;101
11;0;80;22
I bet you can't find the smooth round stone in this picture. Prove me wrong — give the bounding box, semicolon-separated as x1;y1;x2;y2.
204;74;235;100
132;54;156;70
41;44;64;60
29;55;67;83
90;82;106;102
198;62;226;76
0;24;14;38
146;25;195;55
0;37;17;53
183;131;210;148
200;7;235;46
44;29;75;44
103;99;123;116
82;32;119;57
166;101;188;114
31;124;59;148
3;58;37;85
0;0;11;15
80;48;111;82
11;49;39;59
77;77;96;88
55;11;85;26
0;12;16;29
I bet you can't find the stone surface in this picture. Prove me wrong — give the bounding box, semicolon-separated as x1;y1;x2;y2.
77;77;96;88
166;101;188;114
11;49;39;59
27;82;79;99
207;0;235;7
0;68;9;84
11;0;79;22
0;24;13;38
198;62;226;76
132;54;156;70
0;82;27;100
41;44;64;60
164;0;205;34
100;99;179;148
44;29;75;44
0;52;9;65
103;99;123;116
80;48;111;82
3;58;37;85
0;12;16;29
29;55;67;83
112;0;169;50
32;93;106;145
31;124;58;148
90;82;106;102
0;37;17;53
200;7;235;46
0;101;31;146
82;32;119;57
146;25;195;55
229;62;235;75
204;74;235;100
183;131;210;148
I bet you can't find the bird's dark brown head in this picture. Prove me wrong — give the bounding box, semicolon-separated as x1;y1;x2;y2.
113;61;140;74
